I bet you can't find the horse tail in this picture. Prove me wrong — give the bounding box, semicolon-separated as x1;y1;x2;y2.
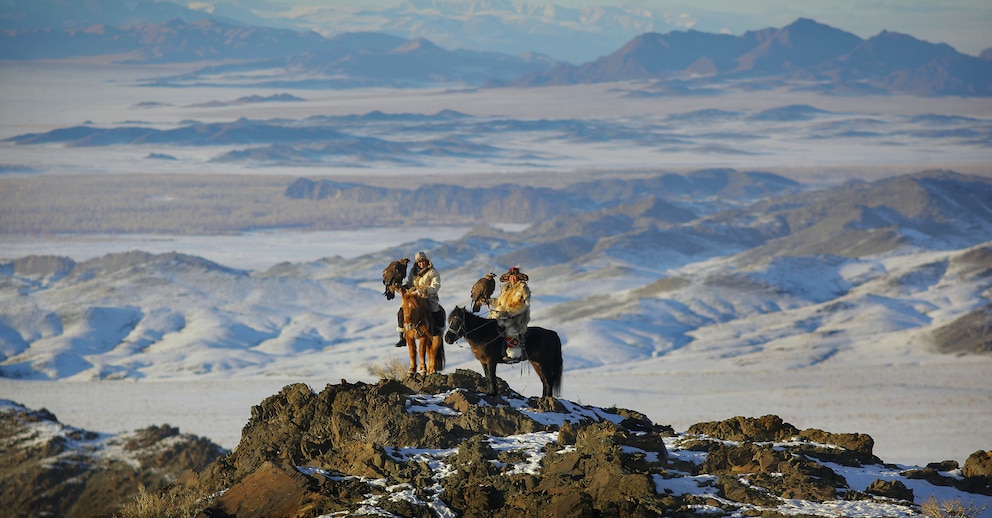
548;330;563;397
435;337;446;371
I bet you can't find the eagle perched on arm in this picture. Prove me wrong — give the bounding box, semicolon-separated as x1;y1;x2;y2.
382;258;410;300
471;272;496;313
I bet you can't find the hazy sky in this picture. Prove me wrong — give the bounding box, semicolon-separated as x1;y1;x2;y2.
253;0;991;55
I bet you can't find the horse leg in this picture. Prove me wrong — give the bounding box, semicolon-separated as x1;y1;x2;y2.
431;335;444;373
485;360;499;396
406;331;417;374
419;335;428;373
425;336;436;374
529;360;552;398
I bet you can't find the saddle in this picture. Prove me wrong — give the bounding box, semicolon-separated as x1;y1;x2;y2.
429;306;446;336
499;327;527;363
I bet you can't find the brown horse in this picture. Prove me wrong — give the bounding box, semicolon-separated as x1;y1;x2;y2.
444;306;562;398
399;288;445;375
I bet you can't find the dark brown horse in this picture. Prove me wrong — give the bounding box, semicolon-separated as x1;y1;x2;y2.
444;306;562;398
400;289;445;375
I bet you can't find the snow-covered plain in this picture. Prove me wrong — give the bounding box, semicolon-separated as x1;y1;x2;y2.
2;61;991;476
2;61;991;177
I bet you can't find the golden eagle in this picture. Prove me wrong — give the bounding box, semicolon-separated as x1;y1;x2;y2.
470;272;496;313
382;258;410;300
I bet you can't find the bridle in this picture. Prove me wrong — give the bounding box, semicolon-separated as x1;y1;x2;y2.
444;310;467;345
445;308;502;347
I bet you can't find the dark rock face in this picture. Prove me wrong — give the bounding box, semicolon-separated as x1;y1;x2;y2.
195;371;675;517
965;450;992;478
0;400;225;518
185;372;991;517
4;374;991;516
868;479;914;501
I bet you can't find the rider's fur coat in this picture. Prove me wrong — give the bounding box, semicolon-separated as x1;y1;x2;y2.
408;262;441;312
492;280;530;337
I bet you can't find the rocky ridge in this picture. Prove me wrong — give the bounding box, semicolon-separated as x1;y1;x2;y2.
96;369;992;517
0;399;225;518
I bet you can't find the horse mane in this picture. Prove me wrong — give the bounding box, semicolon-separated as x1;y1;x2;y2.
454;305;498;333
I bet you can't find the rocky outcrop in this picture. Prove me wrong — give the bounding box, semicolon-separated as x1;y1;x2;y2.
4;372;991;517
0;400;225;518
185;370;989;517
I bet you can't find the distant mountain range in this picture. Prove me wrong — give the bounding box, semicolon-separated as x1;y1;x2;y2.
1;0;990;96
509;18;992;96
0;0;712;64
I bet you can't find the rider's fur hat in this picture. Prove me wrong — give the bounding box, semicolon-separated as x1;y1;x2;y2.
415;251;430;263
500;266;528;282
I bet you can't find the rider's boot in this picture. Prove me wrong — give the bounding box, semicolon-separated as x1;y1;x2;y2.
501;336;524;363
394;332;406;347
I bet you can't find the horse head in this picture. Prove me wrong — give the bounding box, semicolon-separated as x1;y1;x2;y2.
444;306;465;344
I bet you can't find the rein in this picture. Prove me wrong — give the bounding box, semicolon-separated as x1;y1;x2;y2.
450;313;501;347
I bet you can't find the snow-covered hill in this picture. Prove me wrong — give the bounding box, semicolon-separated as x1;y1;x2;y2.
2;236;988;381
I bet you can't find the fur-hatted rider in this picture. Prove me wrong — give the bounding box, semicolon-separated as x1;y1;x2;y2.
489;266;531;363
394;251;445;346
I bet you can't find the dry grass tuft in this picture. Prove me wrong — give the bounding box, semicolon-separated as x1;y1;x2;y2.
920;496;988;518
114;481;213;518
366;355;409;381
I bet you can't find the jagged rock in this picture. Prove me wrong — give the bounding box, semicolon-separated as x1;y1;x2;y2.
867;479;914;501
701;442;846;503
797;428;878;466
901;457;992;497
558;420;577;445
0;400;225;518
206;461;326;518
928;459;960;471
195;370;676;516
686;414;799;442
964;450;992;478
900;450;992;497
684;415;878;466
960;450;992;495
186;376;992;517
6;371;989;517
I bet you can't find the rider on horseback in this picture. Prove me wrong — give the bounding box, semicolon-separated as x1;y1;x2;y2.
395;251;445;346
489;266;530;363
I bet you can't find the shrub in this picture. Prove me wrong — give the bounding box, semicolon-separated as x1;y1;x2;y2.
115;481;212;518
366;355;409;381
920;496;988;518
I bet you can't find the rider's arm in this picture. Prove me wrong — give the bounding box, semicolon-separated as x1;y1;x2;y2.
420;269;441;298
